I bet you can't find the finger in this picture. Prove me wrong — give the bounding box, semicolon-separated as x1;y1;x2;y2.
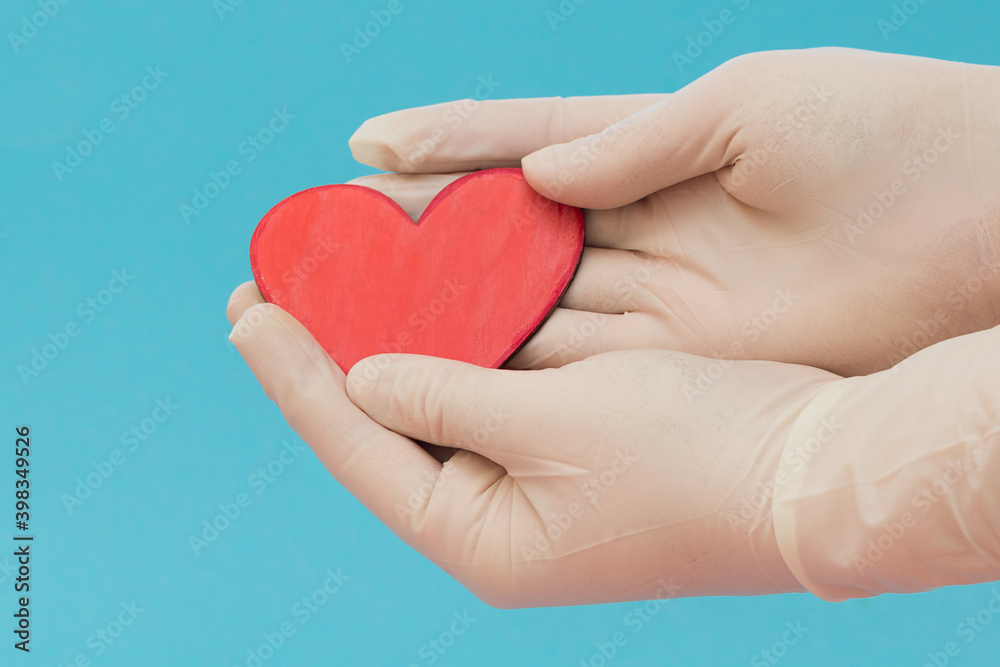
350;94;667;174
346;354;529;461
505;309;684;370
559;247;661;314
345;172;470;220
521;58;750;209
228;301;445;533
583;173;738;255
226;280;264;326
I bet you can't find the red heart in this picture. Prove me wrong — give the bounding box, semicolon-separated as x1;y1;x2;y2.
250;168;584;372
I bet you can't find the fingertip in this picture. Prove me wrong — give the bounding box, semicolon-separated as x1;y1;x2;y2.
347;120;375;157
349;119;403;171
522;144;558;168
228;302;275;344
521;145;561;200
346;353;397;405
226;281;265;326
522;138;625;209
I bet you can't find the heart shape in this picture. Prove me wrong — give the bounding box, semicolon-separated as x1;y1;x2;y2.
250;168;584;372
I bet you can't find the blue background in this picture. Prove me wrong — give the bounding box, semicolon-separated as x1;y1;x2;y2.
3;0;999;665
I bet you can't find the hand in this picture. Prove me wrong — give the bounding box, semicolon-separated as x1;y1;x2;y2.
228;282;1000;606
226;280;833;607
347;48;1000;376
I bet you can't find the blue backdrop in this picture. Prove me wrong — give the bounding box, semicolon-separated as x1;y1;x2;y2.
3;0;998;665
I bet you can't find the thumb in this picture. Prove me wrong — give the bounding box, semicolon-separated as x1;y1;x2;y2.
521;59;748;209
346;354;521;456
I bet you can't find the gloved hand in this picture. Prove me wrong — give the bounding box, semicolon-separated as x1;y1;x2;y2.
347;47;1000;376
227;281;1000;606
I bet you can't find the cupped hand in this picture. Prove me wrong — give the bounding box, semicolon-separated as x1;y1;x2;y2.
227;281;841;607
347;48;1000;376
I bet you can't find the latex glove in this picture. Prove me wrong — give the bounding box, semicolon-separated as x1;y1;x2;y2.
348;48;1000;376
227;282;1000;606
772;324;1000;601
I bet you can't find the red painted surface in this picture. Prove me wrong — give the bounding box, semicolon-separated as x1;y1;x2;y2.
250;168;584;372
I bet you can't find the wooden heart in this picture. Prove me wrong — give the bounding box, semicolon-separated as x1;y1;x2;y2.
250;168;584;372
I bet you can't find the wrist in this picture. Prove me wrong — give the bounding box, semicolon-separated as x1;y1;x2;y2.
771;327;1000;601
770;376;861;601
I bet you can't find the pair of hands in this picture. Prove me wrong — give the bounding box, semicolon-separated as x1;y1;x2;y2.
228;48;1000;607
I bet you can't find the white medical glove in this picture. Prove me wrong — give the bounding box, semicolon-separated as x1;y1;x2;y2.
227;282;1000;607
347;47;1000;376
